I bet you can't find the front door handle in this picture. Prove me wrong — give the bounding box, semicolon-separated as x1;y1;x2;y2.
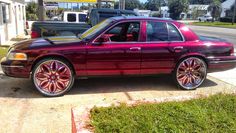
173;46;184;53
129;47;141;51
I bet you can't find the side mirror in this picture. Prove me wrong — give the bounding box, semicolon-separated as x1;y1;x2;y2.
95;35;110;43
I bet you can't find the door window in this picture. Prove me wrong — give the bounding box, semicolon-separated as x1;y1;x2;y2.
67;13;76;22
79;14;86;22
102;22;140;42
146;21;168;42
167;23;183;41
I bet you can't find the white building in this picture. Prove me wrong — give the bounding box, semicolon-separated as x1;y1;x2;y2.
221;0;235;17
180;5;210;20
0;0;26;45
134;9;151;17
160;6;169;18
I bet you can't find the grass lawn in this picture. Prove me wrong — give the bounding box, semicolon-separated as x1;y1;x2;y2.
191;22;236;28
90;94;236;133
0;47;8;60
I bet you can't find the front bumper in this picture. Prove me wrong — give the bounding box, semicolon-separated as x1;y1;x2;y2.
1;57;31;78
207;55;236;72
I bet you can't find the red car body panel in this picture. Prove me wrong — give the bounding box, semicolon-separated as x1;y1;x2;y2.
1;17;236;78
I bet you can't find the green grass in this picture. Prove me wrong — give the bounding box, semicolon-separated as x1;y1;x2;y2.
90;94;236;133
0;47;8;60
191;22;236;28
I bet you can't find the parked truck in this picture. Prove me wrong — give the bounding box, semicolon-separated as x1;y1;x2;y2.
30;9;138;38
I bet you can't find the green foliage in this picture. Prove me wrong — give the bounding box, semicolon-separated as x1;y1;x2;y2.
144;0;165;11
91;94;236;133
0;47;8;60
192;21;236;28
26;2;38;21
208;0;221;21
168;0;189;20
125;0;142;10
114;0;143;10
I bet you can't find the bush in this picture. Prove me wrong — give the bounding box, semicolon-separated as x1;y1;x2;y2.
220;17;236;23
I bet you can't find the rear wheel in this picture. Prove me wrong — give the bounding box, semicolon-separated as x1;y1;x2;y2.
32;58;74;97
174;57;207;90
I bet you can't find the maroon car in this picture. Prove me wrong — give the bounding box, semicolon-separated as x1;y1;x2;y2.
1;17;236;97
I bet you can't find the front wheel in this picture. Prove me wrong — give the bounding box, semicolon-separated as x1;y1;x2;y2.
174;57;207;90
32;58;74;97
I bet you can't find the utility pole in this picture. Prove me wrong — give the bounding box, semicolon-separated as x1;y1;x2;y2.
232;0;236;25
119;0;125;10
38;0;45;21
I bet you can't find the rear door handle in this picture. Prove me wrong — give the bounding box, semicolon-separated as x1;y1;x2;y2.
173;46;184;53
129;47;141;51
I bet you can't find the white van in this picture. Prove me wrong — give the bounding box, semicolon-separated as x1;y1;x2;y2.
62;11;87;23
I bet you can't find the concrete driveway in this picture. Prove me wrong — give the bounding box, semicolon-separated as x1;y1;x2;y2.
0;74;235;133
1;25;236;133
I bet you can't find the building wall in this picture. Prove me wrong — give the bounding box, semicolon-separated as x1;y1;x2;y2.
0;0;26;45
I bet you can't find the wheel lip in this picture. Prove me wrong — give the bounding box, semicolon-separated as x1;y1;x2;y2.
33;59;74;97
176;57;207;90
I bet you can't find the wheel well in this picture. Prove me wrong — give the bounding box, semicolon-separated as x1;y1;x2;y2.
31;55;75;74
172;55;208;74
178;55;208;67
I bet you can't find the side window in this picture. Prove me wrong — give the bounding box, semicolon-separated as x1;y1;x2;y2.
67;13;76;22
103;22;140;42
167;23;183;41
146;21;168;42
79;14;86;22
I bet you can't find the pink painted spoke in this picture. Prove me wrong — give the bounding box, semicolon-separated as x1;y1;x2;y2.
35;60;72;94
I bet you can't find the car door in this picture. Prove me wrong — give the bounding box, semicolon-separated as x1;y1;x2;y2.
86;21;144;76
141;21;185;74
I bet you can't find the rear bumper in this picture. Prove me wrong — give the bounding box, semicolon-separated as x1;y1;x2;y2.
1;57;31;78
207;56;236;72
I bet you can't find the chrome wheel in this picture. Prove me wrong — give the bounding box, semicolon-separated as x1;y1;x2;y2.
33;59;74;96
176;57;207;90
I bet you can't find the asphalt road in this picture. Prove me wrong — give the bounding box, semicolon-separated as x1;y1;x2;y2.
188;25;236;46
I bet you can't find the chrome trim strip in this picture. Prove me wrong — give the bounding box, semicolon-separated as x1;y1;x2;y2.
209;60;236;64
1;65;24;68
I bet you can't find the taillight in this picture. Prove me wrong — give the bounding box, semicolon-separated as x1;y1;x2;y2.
230;47;235;56
31;31;40;38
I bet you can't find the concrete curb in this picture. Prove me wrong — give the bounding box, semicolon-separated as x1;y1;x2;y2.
71;92;236;133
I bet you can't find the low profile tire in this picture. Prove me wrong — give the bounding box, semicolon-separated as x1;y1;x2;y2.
32;58;75;97
174;57;207;90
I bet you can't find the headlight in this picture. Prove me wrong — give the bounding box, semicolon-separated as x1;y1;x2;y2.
7;52;27;61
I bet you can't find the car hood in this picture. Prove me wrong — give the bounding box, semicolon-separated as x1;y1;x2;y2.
12;36;81;50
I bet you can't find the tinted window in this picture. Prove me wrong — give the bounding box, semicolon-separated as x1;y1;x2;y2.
167;23;183;41
99;13;117;22
104;22;140;42
147;21;168;41
79;14;86;22
67;13;76;22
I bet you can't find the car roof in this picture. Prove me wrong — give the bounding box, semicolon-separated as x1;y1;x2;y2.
110;16;175;23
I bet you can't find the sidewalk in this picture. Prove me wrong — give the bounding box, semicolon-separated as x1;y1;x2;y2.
209;68;236;86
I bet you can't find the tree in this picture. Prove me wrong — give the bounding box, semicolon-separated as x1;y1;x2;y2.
114;0;142;10
208;0;221;21
26;2;38;21
125;0;142;10
145;0;166;11
168;0;189;20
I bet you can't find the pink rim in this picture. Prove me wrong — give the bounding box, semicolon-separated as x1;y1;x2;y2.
34;60;72;95
177;57;206;89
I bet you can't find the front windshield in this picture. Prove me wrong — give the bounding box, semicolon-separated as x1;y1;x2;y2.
80;19;112;40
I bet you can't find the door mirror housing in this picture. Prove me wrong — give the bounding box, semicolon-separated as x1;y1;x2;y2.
95;35;110;43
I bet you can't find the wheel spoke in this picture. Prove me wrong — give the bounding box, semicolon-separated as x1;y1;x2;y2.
34;60;72;96
177;57;206;89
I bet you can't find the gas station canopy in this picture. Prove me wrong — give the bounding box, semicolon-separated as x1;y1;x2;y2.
44;0;97;3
